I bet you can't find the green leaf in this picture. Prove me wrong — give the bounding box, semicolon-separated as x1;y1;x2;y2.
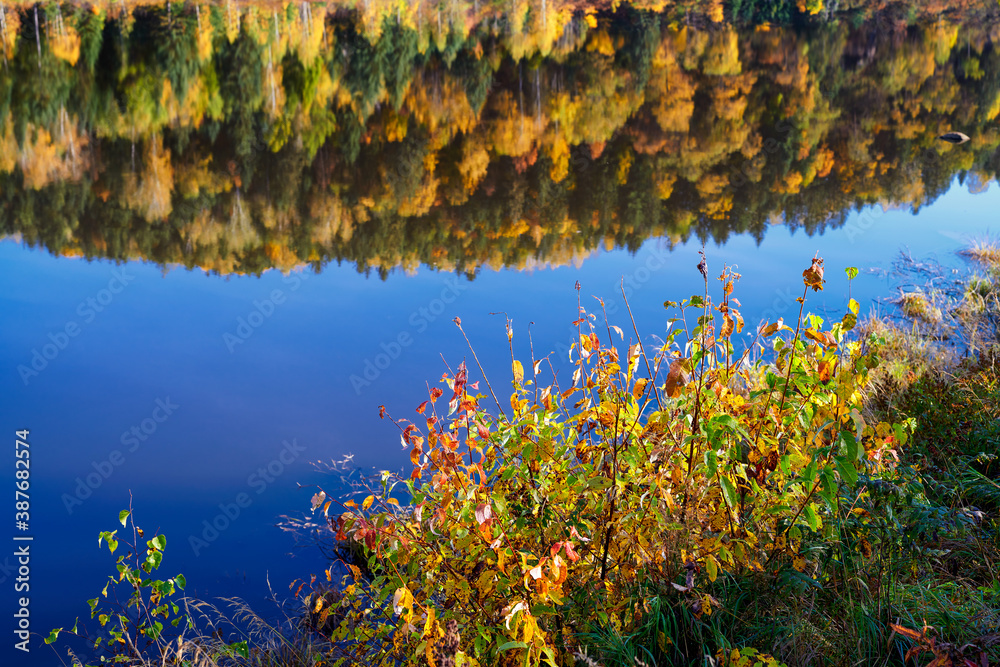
719;475;738;509
835;457;858;487
802;462;817;484
497;641;528;652
45;629;61;645
821;466;838;497
586;477;611;491
118;510;130;527
704;450;718;479
230;641;249;659
803;504;820;532
845;267;859;281
150;535;167;551
175;574;186;590
841;431;859;461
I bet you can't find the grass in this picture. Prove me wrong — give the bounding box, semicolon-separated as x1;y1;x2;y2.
959;237;1000;269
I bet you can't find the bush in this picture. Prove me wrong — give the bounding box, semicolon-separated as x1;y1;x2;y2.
308;255;911;666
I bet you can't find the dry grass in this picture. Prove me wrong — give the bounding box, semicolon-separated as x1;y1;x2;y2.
959;237;1000;268
896;290;944;324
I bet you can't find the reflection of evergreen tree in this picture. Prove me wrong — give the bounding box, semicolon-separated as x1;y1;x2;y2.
453;43;493;114
218;24;265;177
150;7;198;104
9;12;71;143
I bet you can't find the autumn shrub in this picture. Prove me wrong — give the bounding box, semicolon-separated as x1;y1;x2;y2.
300;254;921;666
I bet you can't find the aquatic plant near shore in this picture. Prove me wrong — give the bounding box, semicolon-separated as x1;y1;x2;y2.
304;255;910;665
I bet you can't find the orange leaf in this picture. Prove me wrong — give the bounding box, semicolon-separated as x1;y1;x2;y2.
802;256;825;292
664;359;692;398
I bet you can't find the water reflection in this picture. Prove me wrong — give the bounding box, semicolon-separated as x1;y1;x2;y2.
1;1;998;276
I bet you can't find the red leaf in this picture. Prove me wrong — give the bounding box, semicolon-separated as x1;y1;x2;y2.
400;424;418;448
378;405;386;419
416;401;428;415
430;387;443;402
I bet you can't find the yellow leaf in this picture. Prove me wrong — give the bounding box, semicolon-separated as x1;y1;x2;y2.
426;636;437;667
632;378;649;399
362;495;375;511
455;651;481;667
523;613;534;645
423;607;436;639
512;360;524;385
705;555;718;582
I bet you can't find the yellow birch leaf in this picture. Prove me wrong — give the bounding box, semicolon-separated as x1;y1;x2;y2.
512;360;524;385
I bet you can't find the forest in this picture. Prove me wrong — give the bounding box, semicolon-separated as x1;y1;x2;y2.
0;0;998;277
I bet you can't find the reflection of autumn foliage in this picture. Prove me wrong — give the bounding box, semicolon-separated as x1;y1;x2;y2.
1;1;999;276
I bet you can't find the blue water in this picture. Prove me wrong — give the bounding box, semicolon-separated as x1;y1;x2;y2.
1;177;997;665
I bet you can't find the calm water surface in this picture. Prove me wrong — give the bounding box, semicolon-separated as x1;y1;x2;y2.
1;1;999;663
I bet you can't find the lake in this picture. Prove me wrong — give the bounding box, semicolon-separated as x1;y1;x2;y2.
1;0;999;663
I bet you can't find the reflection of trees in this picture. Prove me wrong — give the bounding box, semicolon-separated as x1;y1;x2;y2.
0;1;999;276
